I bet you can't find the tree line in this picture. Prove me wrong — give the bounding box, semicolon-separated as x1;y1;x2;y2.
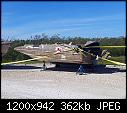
2;34;125;62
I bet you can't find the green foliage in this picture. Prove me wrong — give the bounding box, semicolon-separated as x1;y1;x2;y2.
98;56;126;65
2;34;126;63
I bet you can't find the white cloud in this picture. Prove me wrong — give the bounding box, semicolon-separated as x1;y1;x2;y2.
2;14;125;39
52;14;124;24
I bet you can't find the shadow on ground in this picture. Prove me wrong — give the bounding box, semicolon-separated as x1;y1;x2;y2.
2;64;126;74
47;65;126;74
1;65;41;70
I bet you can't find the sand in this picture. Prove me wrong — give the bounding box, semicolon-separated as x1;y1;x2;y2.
1;63;126;99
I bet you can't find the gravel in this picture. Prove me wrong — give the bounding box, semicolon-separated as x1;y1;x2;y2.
1;64;126;99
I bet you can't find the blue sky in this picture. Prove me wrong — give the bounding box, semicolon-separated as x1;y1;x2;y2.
2;1;126;40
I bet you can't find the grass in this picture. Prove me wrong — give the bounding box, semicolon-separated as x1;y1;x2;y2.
98;56;126;65
16;60;42;64
1;59;42;64
2;56;126;65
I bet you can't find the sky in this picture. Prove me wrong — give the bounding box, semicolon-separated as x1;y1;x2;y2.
1;1;126;40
